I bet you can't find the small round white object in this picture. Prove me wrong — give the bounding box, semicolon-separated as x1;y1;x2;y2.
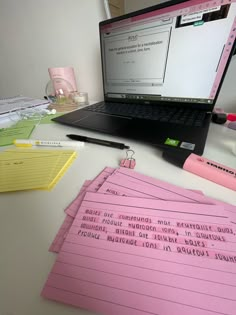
50;109;57;114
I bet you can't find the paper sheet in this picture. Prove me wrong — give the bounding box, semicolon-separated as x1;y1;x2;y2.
0;149;77;192
0;95;49;115
49;180;92;253
14;112;64;126
64;167;204;219
0;125;35;146
48;215;74;253
55;165;234;253
98;168;236;227
65;167;115;217
42;192;236;315
103;167;212;203
48;167;116;252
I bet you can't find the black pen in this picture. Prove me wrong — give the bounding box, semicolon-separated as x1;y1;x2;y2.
67;134;130;150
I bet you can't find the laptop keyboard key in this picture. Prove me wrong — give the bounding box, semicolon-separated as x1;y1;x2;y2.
85;103;206;127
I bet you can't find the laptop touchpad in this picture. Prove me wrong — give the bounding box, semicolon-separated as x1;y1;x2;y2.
73;113;131;133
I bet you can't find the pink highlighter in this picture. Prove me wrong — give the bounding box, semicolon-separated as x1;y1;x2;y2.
162;151;236;191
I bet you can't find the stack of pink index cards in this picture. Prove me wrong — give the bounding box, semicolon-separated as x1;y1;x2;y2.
42;166;236;315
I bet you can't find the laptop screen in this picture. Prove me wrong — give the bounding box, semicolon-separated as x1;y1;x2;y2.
100;0;236;107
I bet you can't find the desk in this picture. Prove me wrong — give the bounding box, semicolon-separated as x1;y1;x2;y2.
0;121;236;315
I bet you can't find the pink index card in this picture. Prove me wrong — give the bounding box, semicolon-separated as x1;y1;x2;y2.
49;180;91;253
99;168;212;204
190;189;204;195
49;215;74;253
50;168;115;253
99;167;236;228
42;192;236;315
64;180;91;217
65;167;115;218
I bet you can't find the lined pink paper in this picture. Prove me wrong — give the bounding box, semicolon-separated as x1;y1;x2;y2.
109;167;213;203
42;192;236;315
64;180;92;217
99;167;236;227
65;167;115;217
50;169;205;253
50;168;116;253
49;180;91;253
49;215;74;253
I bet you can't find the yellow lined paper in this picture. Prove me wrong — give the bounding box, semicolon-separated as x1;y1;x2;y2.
0;149;77;192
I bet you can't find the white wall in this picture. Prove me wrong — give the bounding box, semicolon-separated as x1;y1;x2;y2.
0;0;106;101
0;0;235;112
125;0;168;13
215;55;236;112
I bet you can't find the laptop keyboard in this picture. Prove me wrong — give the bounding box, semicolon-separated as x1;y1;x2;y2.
86;102;206;127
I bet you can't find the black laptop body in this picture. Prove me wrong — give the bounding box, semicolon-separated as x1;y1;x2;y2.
53;0;236;155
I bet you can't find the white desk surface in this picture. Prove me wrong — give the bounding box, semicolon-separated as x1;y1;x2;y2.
0;120;236;315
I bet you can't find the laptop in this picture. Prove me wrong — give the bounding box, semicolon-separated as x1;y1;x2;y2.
53;0;236;155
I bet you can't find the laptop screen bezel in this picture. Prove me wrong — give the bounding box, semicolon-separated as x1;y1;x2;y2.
99;0;236;111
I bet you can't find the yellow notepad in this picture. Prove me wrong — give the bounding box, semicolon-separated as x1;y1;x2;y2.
0;148;77;192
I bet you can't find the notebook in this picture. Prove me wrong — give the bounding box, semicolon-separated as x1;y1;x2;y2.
0;96;49;115
0;149;77;192
53;0;236;155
